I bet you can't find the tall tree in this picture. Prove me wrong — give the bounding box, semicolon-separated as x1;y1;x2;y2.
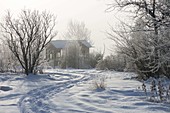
1;9;57;75
64;20;91;42
61;20;92;69
107;0;170;78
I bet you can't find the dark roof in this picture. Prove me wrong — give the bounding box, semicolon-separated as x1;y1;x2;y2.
50;40;92;49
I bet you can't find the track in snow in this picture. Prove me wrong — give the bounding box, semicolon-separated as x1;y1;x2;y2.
18;70;94;113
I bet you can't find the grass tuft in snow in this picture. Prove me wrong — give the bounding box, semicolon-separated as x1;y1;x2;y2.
92;75;106;91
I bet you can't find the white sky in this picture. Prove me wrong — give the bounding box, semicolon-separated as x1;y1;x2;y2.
0;0;131;56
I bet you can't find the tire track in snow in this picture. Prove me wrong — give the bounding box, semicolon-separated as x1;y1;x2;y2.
18;71;92;113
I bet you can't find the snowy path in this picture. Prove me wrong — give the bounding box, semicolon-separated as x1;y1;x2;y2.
18;70;95;113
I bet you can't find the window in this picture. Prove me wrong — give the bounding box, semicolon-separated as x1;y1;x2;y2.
56;52;60;57
50;53;53;59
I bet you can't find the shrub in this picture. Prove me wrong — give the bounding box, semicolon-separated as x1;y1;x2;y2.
92;75;106;91
88;52;103;68
141;78;170;103
96;54;126;71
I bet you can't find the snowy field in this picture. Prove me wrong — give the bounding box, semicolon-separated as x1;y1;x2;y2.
0;69;170;113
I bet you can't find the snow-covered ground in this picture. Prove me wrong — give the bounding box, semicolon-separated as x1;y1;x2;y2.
0;69;169;113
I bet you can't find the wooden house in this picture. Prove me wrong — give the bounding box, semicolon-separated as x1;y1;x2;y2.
46;40;92;68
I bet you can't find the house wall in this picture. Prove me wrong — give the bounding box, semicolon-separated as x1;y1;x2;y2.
79;43;89;57
46;44;62;67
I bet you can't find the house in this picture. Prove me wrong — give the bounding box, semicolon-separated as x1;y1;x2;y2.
46;40;92;68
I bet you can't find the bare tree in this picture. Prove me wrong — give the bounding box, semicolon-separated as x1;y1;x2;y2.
64;20;91;43
1;9;57;75
107;0;170;51
61;20;92;69
107;0;170;78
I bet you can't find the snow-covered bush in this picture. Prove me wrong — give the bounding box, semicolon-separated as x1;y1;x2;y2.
108;19;170;79
88;52;103;68
96;54;126;71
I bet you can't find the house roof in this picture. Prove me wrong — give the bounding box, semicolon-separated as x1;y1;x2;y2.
50;40;92;49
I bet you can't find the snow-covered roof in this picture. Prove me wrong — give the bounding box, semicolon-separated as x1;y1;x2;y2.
80;40;92;48
50;40;92;49
50;40;67;49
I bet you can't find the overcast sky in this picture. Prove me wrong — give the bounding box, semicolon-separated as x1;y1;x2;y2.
0;0;131;56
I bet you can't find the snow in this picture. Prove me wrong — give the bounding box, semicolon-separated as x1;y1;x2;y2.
0;69;170;113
